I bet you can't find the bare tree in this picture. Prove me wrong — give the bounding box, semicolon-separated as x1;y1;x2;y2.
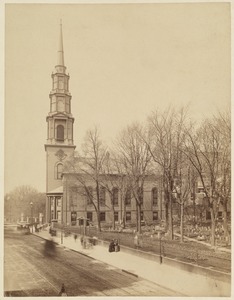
111;155;132;229
115;122;152;233
147;106;188;240
64;126;108;232
172;160;193;242
210;110;231;244
103;150;135;229
99;152;127;230
183;110;231;247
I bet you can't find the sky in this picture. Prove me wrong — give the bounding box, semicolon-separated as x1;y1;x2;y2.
3;2;231;194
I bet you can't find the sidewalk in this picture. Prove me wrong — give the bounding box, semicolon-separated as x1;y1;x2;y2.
34;229;231;297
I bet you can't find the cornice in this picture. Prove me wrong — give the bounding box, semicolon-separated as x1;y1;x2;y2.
44;144;76;151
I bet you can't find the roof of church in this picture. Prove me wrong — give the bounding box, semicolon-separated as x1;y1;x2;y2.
47;185;63;194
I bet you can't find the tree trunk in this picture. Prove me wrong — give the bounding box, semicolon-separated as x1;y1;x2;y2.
120;194;123;226
168;193;173;240
180;201;184;243
122;197;126;229
96;210;102;232
136;204;139;232
164;186;170;232
222;202;229;246
95;182;101;232
210;208;216;247
112;206;115;230
138;204;142;234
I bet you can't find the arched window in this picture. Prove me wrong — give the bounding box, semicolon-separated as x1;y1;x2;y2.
112;188;119;206
56;163;63;179
152;187;158;205
57;125;64;141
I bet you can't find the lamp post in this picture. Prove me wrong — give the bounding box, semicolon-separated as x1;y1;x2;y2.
30;202;33;233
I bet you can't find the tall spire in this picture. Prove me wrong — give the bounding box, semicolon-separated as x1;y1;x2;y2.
57;19;64;66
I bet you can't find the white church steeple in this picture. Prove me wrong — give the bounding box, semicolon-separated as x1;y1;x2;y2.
46;21;75;146
45;22;76;216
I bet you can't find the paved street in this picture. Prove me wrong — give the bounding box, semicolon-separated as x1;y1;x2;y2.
4;226;177;296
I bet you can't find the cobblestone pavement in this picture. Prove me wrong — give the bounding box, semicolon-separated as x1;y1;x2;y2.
4;226;180;296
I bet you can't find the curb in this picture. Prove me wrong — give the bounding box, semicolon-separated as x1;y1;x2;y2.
122;269;138;277
69;248;95;260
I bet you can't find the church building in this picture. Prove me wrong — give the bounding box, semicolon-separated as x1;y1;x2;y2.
45;23;166;227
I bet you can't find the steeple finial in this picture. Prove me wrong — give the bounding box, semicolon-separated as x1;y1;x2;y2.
57;20;64;66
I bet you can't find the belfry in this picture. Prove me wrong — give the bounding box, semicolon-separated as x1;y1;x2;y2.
45;21;76;223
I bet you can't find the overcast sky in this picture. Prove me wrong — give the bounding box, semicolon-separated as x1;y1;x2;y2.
4;2;231;193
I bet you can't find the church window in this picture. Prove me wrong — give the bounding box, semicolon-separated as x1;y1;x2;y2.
100;212;106;222
100;187;106;206
57;125;64;141
86;186;93;205
112;188;119;206
114;211;118;222
56;163;63;179
152;187;158;206
153;211;158;221
126;212;131;222
125;189;131;206
87;212;93;222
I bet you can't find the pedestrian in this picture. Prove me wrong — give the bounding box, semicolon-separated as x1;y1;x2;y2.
134;234;139;248
74;234;77;242
109;240;115;252
114;239;120;252
58;283;67;296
